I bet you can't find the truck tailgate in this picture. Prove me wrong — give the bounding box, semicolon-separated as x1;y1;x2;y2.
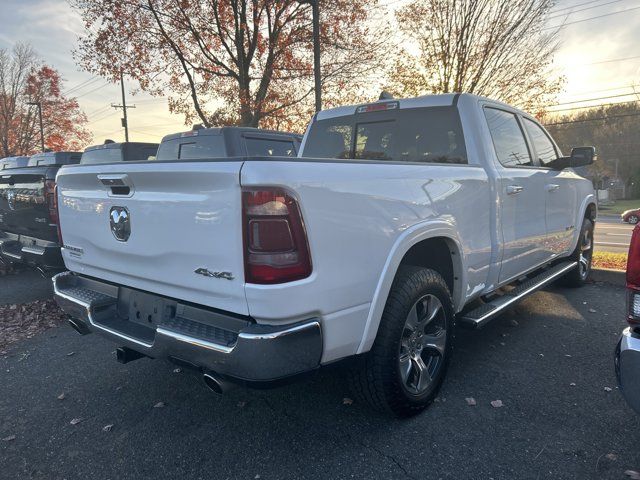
0;170;56;241
56;161;248;315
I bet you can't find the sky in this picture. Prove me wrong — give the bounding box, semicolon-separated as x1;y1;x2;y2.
0;0;639;146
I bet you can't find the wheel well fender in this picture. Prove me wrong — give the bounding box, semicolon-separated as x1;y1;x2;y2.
356;221;465;355
571;194;597;251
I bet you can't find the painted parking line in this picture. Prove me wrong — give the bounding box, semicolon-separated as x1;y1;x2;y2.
595;241;631;247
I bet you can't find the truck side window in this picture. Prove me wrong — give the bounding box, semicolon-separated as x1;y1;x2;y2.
484;108;532;168
523;117;559;167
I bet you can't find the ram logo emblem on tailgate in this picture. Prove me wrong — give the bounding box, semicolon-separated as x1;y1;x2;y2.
109;206;131;242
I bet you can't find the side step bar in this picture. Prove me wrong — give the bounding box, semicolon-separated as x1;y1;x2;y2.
458;261;578;329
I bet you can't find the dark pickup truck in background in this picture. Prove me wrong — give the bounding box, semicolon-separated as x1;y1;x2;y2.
81;140;159;164
0;142;160;274
0;151;81;273
155;126;302;160
0;156;30;171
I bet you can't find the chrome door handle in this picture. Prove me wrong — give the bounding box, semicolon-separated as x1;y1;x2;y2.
546;183;560;192
506;185;524;195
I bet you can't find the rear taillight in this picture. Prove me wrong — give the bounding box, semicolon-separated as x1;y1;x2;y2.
626;224;640;325
242;187;312;284
44;180;62;243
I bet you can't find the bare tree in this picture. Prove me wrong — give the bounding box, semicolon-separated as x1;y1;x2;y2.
387;0;562;111
0;43;91;157
0;43;39;156
74;0;391;131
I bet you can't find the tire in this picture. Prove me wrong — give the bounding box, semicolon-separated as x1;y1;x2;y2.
349;266;455;417
629;215;639;225
562;217;594;287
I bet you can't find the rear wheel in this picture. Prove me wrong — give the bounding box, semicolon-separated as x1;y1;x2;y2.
562;217;594;287
349;267;454;417
629;215;639;225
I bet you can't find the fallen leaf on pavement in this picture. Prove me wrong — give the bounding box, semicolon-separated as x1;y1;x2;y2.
342;397;353;405
490;400;503;408
153;402;165;408
465;397;476;406
66;352;75;357
604;387;612;392
625;471;640;480
570;383;576;387
237;401;247;408
173;368;181;373
70;418;84;425
605;453;618;461
589;308;597;313
57;393;65;400
510;319;519;327
2;435;16;441
102;424;113;432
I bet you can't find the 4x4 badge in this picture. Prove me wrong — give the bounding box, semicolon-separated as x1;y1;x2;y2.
194;268;234;281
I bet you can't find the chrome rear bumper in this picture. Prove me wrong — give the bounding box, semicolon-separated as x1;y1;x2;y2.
616;327;640;414
53;272;322;382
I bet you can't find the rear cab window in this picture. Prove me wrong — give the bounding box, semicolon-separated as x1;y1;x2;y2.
302;104;467;164
81;148;123;164
245;137;297;157
156;134;226;161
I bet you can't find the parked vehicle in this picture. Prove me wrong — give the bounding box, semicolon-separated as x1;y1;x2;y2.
81;140;159;164
0;156;30;170
615;223;640;413
621;209;640;224
53;94;596;416
154;125;302;160
0;151;81;273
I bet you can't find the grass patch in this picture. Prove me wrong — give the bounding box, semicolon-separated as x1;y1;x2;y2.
592;251;627;271
598;199;640;216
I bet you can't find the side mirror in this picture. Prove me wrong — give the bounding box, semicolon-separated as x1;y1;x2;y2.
548;146;596;170
570;146;596;167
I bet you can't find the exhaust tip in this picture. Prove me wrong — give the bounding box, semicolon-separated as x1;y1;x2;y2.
203;372;226;395
67;317;91;335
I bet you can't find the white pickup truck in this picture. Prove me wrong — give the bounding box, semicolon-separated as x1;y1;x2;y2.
53;94;596;416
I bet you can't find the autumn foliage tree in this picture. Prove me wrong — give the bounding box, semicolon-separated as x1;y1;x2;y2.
387;0;563;112
73;0;390;131
0;43;92;157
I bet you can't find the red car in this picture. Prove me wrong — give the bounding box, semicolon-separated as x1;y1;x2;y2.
622;208;640;224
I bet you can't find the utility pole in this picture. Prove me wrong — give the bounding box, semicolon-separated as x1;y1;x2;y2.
298;0;322;112
111;71;135;142
26;101;45;152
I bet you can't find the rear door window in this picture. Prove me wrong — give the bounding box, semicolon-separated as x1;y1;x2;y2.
302;106;467;164
245;137;297;157
483;108;533;167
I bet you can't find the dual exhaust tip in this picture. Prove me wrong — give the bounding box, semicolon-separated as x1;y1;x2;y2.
67;317;231;395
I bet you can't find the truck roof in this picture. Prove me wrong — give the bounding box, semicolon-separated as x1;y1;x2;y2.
160;126;302;143
28;151;82;167
0;156;30;170
84;141;159;152
315;93;519;121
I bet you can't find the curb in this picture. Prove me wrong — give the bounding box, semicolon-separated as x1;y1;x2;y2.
590;268;625;287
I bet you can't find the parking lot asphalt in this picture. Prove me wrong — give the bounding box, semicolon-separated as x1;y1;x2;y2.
0;279;638;480
0;269;53;305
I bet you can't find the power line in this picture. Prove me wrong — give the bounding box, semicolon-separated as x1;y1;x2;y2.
544;4;640;29
548;0;627;20
63;76;102;96
544;111;640;126
547;92;640;108
550;0;622;14
547;99;640;113
75;81;112;99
